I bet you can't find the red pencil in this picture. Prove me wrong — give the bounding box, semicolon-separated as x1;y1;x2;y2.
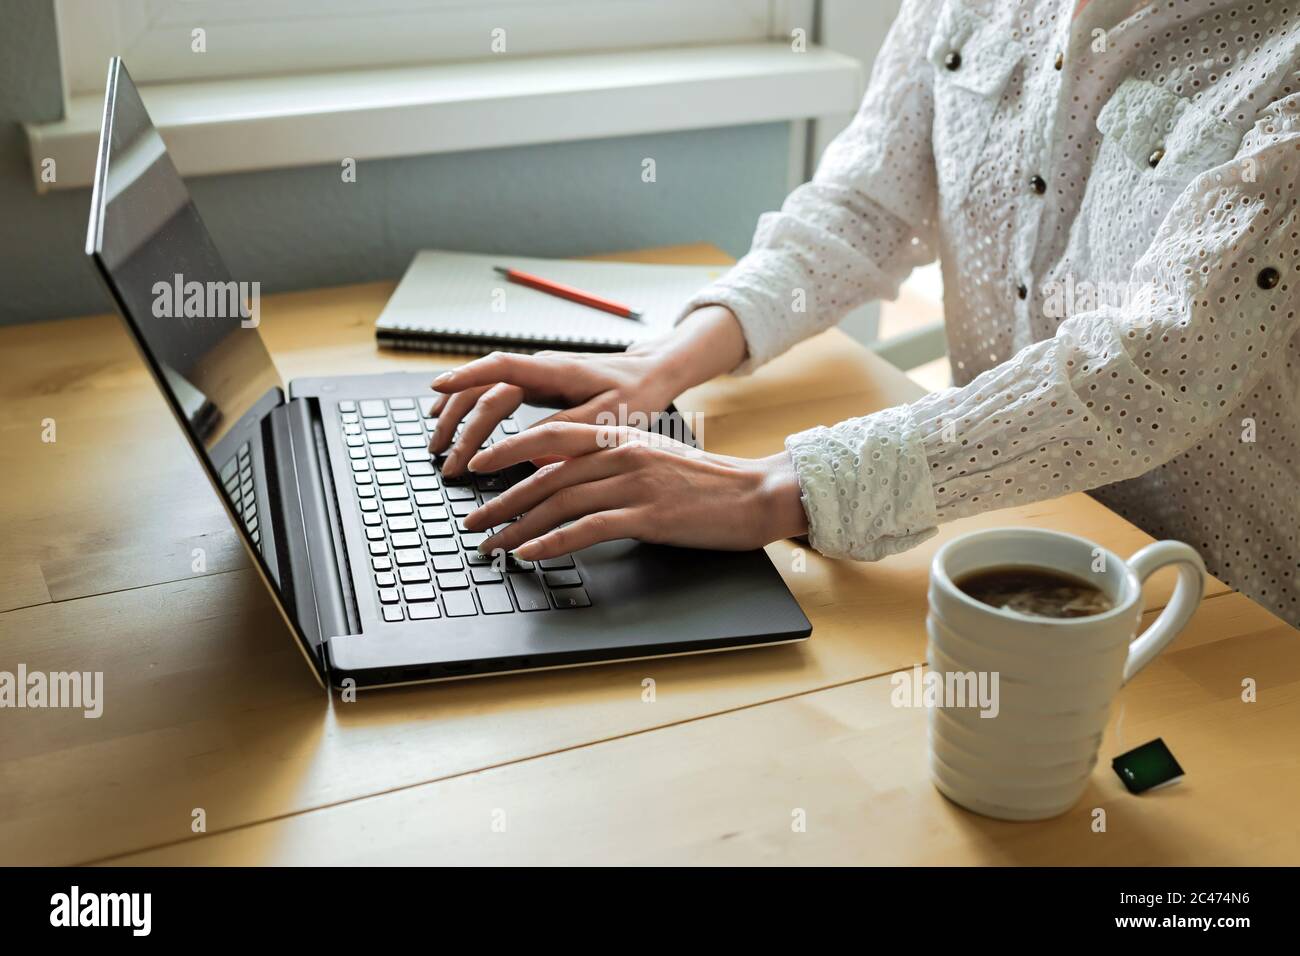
493;265;643;321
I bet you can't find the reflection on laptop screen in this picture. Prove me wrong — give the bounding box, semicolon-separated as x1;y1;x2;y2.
86;60;282;458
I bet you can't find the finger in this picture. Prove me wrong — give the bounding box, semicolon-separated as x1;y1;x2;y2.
431;351;588;395
465;453;625;531
443;383;523;476
479;476;632;554
427;384;489;453
467;421;624;472
513;510;640;561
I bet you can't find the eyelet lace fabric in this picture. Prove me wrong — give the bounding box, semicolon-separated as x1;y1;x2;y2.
678;0;1300;624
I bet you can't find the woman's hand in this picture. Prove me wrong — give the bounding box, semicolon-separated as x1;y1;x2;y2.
462;423;809;560
427;305;748;476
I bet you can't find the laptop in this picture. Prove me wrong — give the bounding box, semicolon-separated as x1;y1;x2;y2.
84;59;811;690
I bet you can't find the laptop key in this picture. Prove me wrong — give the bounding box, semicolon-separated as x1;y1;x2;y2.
399;565;431;583
423;521;454;538
391;531;422;549
444;485;476;501
404;583;436;602
409;602;440;620
509;574;549;612
410;476;439;491
360;498;379;512
375;572;396;587
366;430;395;445
362;512;382;527
382;605;404;623
551;587;591;609
379;485;408;501
436;572;469;590
406;461;435;476
442;591;477;617
387;515;417;532
427;538;459;555
353;470;373;485
450;500;475;517
538;556;575;570
359;400;386;417
389;398;415;410
543;569;582;589
394;421;422;435
398;435;426;449
414;490;442;507
376;471;405;486
373;458;401;472
383;499;413;516
365;526;384;541
356;485;376;499
478;585;513;614
394;548;426;566
460;532;488;550
371;556;392;571
378;588;400;604
432;554;463;572
417;396;438;418
392;410;419;425
368;540;388;556
369;443;398;458
471;565;503;584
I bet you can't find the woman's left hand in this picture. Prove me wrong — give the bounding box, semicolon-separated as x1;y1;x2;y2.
463;423;808;561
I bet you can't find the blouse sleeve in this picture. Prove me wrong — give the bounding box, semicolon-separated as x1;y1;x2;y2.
675;0;943;373
788;95;1300;560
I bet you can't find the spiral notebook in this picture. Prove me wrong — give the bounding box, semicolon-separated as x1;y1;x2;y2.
375;250;725;354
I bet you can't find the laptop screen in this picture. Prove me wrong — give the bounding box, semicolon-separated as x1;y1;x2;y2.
85;59;283;460
85;59;325;683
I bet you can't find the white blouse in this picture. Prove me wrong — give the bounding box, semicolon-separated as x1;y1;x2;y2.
679;0;1300;625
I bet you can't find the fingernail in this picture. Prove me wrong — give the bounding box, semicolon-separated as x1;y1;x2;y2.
431;372;452;388
514;540;541;559
466;453;485;472
443;452;460;475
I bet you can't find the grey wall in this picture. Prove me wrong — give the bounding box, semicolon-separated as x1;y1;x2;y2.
0;1;791;326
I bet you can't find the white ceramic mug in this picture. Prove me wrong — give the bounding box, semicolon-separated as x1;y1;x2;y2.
926;528;1206;821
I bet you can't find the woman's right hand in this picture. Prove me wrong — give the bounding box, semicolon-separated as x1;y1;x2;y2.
428;304;747;476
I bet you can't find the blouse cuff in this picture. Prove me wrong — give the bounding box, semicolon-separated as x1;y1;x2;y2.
784;403;940;561
674;251;796;375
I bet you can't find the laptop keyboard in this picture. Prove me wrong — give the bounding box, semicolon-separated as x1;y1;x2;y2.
341;397;591;622
219;442;263;551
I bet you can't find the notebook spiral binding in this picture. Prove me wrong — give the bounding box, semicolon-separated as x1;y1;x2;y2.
376;327;627;355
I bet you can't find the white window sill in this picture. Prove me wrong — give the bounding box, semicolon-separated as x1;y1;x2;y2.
27;42;862;192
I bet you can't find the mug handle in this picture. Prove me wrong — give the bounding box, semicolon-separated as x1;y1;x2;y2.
1123;540;1207;684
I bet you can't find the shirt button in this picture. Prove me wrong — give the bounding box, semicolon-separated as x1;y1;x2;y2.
1017;283;1028;300
944;51;962;70
1054;51;1064;70
1029;174;1047;194
1257;267;1280;290
1148;147;1165;168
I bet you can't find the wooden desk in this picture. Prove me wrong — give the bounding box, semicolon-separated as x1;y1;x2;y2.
1;244;1295;866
